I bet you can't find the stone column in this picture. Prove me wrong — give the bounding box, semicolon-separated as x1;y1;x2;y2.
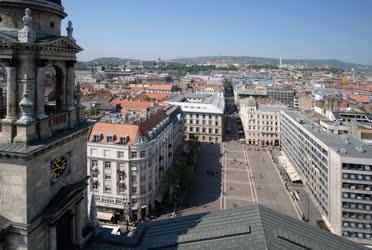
66;62;76;111
66;62;78;128
75;200;84;245
48;225;57;250
5;66;17;121
36;66;47;119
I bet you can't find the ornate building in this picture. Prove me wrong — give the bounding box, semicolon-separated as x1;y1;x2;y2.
0;0;94;249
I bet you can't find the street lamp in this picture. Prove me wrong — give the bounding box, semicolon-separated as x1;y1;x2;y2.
123;200;130;232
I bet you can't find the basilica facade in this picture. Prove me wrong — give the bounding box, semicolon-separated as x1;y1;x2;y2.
0;0;94;249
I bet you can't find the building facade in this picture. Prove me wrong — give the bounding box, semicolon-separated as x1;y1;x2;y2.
87;106;184;220
0;1;93;249
281;110;372;245
240;97;286;146
166;94;224;143
267;85;295;108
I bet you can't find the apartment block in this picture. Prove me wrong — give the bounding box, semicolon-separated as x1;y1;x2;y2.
87;106;184;220
281;110;372;245
166;94;225;143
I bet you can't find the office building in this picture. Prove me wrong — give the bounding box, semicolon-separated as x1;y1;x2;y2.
281;110;372;245
240;97;286;146
166;94;225;143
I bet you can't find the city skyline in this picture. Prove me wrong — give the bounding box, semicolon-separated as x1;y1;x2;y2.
63;0;372;65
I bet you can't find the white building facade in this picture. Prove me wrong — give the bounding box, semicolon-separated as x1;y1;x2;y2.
281;110;372;245
87;107;184;220
240;97;286;146
166;94;225;143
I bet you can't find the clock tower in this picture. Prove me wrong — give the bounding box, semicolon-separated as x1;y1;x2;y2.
0;1;92;249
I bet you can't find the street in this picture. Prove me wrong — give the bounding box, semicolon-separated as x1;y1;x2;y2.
159;95;301;221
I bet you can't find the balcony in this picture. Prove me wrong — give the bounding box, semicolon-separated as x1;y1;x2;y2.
92;177;99;183
48;112;67;130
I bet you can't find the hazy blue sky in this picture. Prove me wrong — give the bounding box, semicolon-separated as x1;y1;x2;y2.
62;0;372;65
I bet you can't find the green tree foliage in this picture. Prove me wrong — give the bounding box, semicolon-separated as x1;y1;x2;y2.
164;161;195;205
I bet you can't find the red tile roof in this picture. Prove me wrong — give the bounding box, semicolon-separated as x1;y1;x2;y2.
144;93;170;100
195;84;223;91
89;122;141;145
111;99;152;111
88;110;167;145
148;84;173;91
348;94;370;104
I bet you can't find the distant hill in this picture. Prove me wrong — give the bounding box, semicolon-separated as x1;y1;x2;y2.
170;56;372;71
76;56;372;71
76;57;131;69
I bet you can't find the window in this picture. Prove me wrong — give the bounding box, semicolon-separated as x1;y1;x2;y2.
131;151;137;158
90;148;97;156
91;160;98;167
119;137;128;145
92;183;98;190
93;135;101;142
105;186;111;192
132;187;138;194
104;161;111;169
117;151;124;158
105;175;111;180
140;151;146;158
107;136;114;143
104;150;111;157
132;198;137;204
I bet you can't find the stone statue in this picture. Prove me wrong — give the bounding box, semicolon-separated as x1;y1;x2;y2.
89;195;100;235
66;20;76;43
74;82;83;108
18;90;35;124
18;8;36;43
23;8;33;28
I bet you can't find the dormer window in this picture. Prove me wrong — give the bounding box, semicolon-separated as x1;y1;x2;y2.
93;134;102;142
119;136;128;145
107;135;115;143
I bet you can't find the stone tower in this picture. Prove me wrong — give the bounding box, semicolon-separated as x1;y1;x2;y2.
0;1;92;249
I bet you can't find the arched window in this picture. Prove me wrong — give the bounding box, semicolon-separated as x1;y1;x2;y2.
44;65;64;115
0;65;6;119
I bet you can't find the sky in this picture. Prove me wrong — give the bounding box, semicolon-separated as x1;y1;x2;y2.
62;0;372;65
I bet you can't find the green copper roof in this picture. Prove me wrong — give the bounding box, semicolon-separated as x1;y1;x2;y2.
86;204;367;250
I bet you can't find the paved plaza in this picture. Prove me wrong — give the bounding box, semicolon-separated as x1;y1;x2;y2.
176;141;300;221
173;96;300;220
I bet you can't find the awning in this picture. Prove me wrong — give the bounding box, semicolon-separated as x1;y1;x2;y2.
279;155;301;183
155;185;167;203
97;211;114;221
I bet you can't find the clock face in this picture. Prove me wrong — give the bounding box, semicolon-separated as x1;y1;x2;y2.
50;157;68;179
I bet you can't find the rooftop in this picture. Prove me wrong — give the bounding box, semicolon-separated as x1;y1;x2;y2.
167;94;225;113
85;204;366;250
283;110;372;159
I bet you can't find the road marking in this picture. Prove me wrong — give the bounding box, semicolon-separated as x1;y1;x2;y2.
220;143;226;210
225;179;251;185
225;196;254;201
224;158;247;162
224;149;245;153
243;150;258;204
224;167;247;172
266;151;302;220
